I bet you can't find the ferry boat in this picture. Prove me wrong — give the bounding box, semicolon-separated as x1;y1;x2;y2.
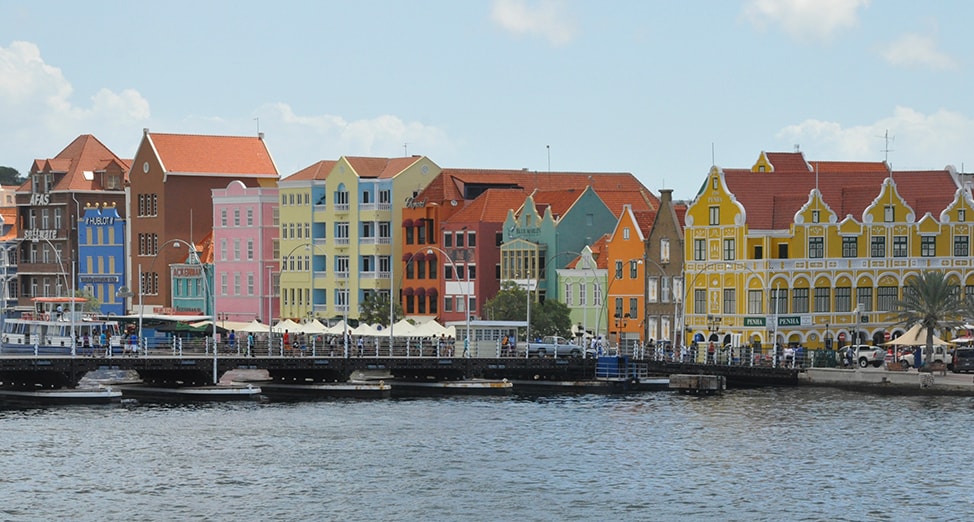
0;297;124;355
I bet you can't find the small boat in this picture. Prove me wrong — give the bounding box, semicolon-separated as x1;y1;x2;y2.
0;297;125;355
389;378;513;396
117;383;264;402
0;386;122;405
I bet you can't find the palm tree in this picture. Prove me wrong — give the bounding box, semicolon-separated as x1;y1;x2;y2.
892;270;963;365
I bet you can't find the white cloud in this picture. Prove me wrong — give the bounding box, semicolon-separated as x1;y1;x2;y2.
776;106;974;171
742;0;869;43
490;0;576;46
881;33;956;70
257;103;454;175
0;41;150;171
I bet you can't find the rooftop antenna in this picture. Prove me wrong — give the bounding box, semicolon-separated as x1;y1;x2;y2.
254;117;260;135
403;142;408;156
546;145;550;173
711;142;715;166
880;129;895;164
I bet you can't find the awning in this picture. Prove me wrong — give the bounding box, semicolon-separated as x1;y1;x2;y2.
415;287;427;297
402;252;414;262
403;287;415;296
425;251;437;261
427;288;438;297
402;218;414;228
413;252;426;262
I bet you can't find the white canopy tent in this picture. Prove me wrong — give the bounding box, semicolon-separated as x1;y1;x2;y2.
883;323;953;346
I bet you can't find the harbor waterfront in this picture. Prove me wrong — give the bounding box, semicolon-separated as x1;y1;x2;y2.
2;388;973;521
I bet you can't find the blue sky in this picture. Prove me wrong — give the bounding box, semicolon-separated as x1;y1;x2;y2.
1;0;972;201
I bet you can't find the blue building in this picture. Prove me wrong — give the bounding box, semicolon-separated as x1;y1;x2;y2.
77;203;126;315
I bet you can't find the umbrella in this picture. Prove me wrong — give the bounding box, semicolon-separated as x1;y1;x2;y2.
238;319;270;333
883;324;953;346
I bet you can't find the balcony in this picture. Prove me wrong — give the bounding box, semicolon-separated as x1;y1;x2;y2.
335;271;349;280
361;236;378;245
335;203;349;213
335;238;350;246
313;237;327;248
360;271;377;279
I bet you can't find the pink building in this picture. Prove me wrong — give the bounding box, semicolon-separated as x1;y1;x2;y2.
212;180;279;324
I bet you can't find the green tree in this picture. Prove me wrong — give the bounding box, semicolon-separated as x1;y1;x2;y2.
358;292;402;327
483;281;571;339
0;166;23;185
893;270;964;365
74;289;102;313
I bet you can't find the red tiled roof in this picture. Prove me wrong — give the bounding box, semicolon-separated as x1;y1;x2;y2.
447;188;528;223
674;203;688;229
723;162;958;229
632;209;658;236
596;189;656;216
765;152;811;172
284;160;338;181
196;231;214;264
0;207;17;240
148;132;278;176
21;134;131;192
529;189;585;219
345;156;423;179
810;160;889;173
416;168;654;206
565;234;609;268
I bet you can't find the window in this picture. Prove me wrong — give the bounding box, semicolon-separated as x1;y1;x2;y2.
723;238;735;261
444;296;453;313
960;209;967;222
248;273;255;295
694;239;705;261
444;232;453;247
884;205;894;222
648;277;659;303
747;289;762;315
920;236;936;257
877;286;898;311
615;260;623;280
694;288;706;314
234;273;241;295
814;287;831;313
724;289;736;315
221;209;227;226
468;265;476;280
405;227;414;244
892;236;908;257
809;237;824;258
247;240;254;260
709;206;719;226
629;298;638;319
871;236;886;257
856;287;872;312
234;209;240;226
564;282;573;306
456;232;465;247
841;237;858;258
247;209;254;226
955;236;969;257
835;286;852;313
812;210;820;223
623;227;630;240
629;260;638;279
660;238;670;263
468;232;476;247
770;287;787;314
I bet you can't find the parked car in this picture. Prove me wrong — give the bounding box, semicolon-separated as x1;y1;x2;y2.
526;336;585;358
952;347;974;373
897;345;953;369
853;345;886;368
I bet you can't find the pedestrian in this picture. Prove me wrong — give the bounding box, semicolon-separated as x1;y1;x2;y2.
99;330;108;356
83;334;91;356
357;336;364;357
329;335;337;356
247;332;255;357
129;331;138;356
228;330;236;353
784;345;795;368
56;304;63;320
845;345;855;368
283;330;290;356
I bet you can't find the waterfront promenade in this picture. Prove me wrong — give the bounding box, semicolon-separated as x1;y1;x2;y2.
800;366;974;395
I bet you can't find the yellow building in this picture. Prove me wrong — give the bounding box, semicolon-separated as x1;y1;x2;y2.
277;156;439;322
684;151;970;351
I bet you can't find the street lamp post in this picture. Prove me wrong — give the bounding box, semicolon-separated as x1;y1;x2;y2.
266;264;274;355
425;246;470;357
29;237;76;355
